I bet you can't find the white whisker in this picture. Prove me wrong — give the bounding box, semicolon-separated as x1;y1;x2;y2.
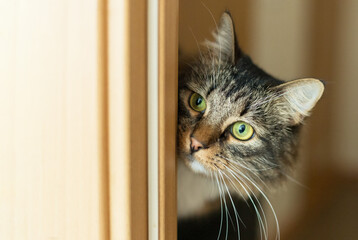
225;168;268;240
218;171;241;240
201;1;223;81
280;170;309;189
232;168;280;240
220;156;270;190
218;171;230;240
214;172;224;240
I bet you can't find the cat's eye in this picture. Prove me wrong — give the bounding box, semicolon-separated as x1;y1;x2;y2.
231;121;254;141
189;92;206;112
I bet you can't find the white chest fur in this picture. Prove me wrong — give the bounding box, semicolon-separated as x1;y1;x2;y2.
177;159;221;218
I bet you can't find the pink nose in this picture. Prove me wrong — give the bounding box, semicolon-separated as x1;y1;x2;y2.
190;137;204;153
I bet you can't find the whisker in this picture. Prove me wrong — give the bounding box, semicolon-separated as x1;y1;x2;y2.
218;171;241;240
201;0;223;82
214;171;224;240
280;170;309;189
218;171;230;240
232;168;280;240
219;154;277;172
188;27;204;61
225;168;268;240
229;169;268;239
220;156;270;190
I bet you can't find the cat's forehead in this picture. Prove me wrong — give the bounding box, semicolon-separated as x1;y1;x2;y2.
186;67;259;104
186;81;252;123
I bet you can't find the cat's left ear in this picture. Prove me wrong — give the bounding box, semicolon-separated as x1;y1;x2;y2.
205;11;241;64
273;78;325;125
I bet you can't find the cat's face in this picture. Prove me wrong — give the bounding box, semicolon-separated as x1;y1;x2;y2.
177;13;324;188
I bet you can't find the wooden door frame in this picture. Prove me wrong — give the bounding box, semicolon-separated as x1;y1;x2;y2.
107;0;178;239
107;0;148;239
158;1;179;240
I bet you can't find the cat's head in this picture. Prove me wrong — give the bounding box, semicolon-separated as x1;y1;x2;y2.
177;12;324;187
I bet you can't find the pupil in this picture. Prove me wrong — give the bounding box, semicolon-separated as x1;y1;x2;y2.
196;97;202;106
238;124;246;134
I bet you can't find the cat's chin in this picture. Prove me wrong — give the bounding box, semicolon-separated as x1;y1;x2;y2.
181;155;211;177
187;159;209;175
178;151;224;177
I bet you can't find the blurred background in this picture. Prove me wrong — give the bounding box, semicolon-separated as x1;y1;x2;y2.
179;0;358;239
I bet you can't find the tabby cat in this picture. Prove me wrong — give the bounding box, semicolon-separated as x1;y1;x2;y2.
177;12;324;240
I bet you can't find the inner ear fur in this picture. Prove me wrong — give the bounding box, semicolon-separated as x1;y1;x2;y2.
273;78;325;125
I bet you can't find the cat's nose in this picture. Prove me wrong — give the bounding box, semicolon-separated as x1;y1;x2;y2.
190;137;204;153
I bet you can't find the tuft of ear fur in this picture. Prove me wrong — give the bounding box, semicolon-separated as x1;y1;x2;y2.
204;12;239;64
274;78;325;125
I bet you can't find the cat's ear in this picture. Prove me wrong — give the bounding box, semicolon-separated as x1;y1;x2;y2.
205;11;240;64
273;78;325;125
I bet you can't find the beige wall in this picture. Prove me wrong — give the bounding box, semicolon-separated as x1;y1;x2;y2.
332;0;358;173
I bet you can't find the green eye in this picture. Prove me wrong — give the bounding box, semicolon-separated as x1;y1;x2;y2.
231;121;254;141
189;93;206;112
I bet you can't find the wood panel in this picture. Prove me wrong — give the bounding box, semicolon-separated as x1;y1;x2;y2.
0;0;108;239
159;0;179;239
98;0;111;238
0;0;167;239
107;0;148;239
148;0;159;238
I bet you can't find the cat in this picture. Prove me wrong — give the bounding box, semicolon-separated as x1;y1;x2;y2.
177;11;324;240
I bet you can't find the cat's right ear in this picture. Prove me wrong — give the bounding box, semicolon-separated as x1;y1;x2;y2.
205;11;241;64
273;78;325;125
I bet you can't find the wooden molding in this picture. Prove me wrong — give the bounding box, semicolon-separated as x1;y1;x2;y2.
107;0;148;239
159;0;179;240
